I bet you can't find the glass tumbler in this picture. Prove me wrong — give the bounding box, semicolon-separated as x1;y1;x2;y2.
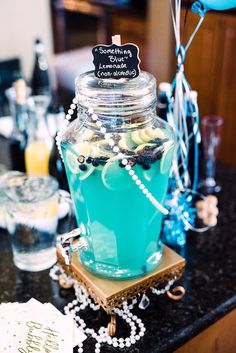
3;174;72;271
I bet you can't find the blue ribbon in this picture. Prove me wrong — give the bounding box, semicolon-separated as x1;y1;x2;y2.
191;1;208;16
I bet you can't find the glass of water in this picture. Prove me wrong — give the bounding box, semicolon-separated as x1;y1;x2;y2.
3;174;73;271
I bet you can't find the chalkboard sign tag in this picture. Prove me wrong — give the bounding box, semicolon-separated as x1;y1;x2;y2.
92;35;140;80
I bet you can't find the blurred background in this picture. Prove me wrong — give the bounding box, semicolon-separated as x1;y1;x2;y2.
0;0;235;178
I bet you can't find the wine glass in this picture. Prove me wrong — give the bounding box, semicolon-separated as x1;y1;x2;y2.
201;115;223;193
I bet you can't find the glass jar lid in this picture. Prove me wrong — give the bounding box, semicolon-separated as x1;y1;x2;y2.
75;70;157;116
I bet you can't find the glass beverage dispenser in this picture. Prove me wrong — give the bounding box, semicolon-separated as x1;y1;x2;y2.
60;70;175;279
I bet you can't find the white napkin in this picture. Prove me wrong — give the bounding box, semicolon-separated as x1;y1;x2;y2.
0;298;86;353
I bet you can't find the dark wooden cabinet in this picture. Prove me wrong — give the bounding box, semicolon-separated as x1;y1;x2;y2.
182;10;236;166
174;309;236;353
112;13;147;68
51;2;236;166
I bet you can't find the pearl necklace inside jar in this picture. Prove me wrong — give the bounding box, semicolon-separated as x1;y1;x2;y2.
56;95;169;216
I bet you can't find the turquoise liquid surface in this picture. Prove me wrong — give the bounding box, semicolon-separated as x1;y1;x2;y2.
62;136;173;279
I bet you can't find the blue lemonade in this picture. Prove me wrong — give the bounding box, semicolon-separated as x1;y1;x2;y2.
62;125;174;279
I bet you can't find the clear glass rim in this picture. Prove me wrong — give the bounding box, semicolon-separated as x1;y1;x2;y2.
3;174;59;204
201;115;224;127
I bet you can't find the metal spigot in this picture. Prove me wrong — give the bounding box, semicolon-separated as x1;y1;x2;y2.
58;228;89;265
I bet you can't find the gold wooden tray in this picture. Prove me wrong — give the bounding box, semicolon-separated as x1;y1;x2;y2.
57;245;185;314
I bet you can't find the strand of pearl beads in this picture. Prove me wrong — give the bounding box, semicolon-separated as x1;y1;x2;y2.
151;278;176;295
56;95;168;216
56;97;79;161
50;265;177;353
64;282;146;353
88;106;168;216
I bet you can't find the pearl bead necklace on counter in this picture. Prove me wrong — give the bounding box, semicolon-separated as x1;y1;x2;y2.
56;95;169;216
50;264;177;353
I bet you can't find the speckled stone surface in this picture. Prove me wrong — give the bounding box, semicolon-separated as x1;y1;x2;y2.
0;164;236;353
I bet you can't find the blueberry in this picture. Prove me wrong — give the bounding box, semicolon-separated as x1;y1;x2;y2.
128;158;136;167
136;156;144;165
152;138;162;145
144;146;153;151
155;151;163;160
92;158;100;167
123;149;135;156
86;156;92;164
143;163;151;170
79;164;88;171
99;156;109;165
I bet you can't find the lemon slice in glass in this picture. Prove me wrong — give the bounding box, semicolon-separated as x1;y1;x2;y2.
66;149;95;179
83;129;95;141
134;143;156;154
153;128;166;139
118;133;136;151
101;155;133;190
160;140;174;174
144;128;156;139
73;142;91;156
66;149;80;174
131;131;144;145
139;129;152;142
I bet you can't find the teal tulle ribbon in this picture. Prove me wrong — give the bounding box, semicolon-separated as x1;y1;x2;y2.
168;0;204;192
191;1;209;16
162;1;207;246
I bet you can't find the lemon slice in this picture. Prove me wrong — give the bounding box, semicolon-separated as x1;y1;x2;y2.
160;140;174;174
153;128;166;139
91;144;113;158
66;149;95;179
118;134;136;151
139;129;152;142
131;131;144;145
118;136;129;150
73;142;91;156
66;150;81;174
80;165;95;180
83;129;95;141
93;139;109;147
144;128;156;139
101;155;133;191
134;143;156;154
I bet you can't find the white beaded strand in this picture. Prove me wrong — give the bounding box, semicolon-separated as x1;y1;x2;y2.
62;278;147;353
50;265;179;353
56;96;169;216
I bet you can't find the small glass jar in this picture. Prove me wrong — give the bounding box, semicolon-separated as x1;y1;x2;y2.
61;70;175;279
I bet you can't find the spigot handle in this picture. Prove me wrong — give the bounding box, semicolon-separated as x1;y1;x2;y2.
59;228;88;265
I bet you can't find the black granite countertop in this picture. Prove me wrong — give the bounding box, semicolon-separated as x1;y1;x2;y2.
0;164;236;353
